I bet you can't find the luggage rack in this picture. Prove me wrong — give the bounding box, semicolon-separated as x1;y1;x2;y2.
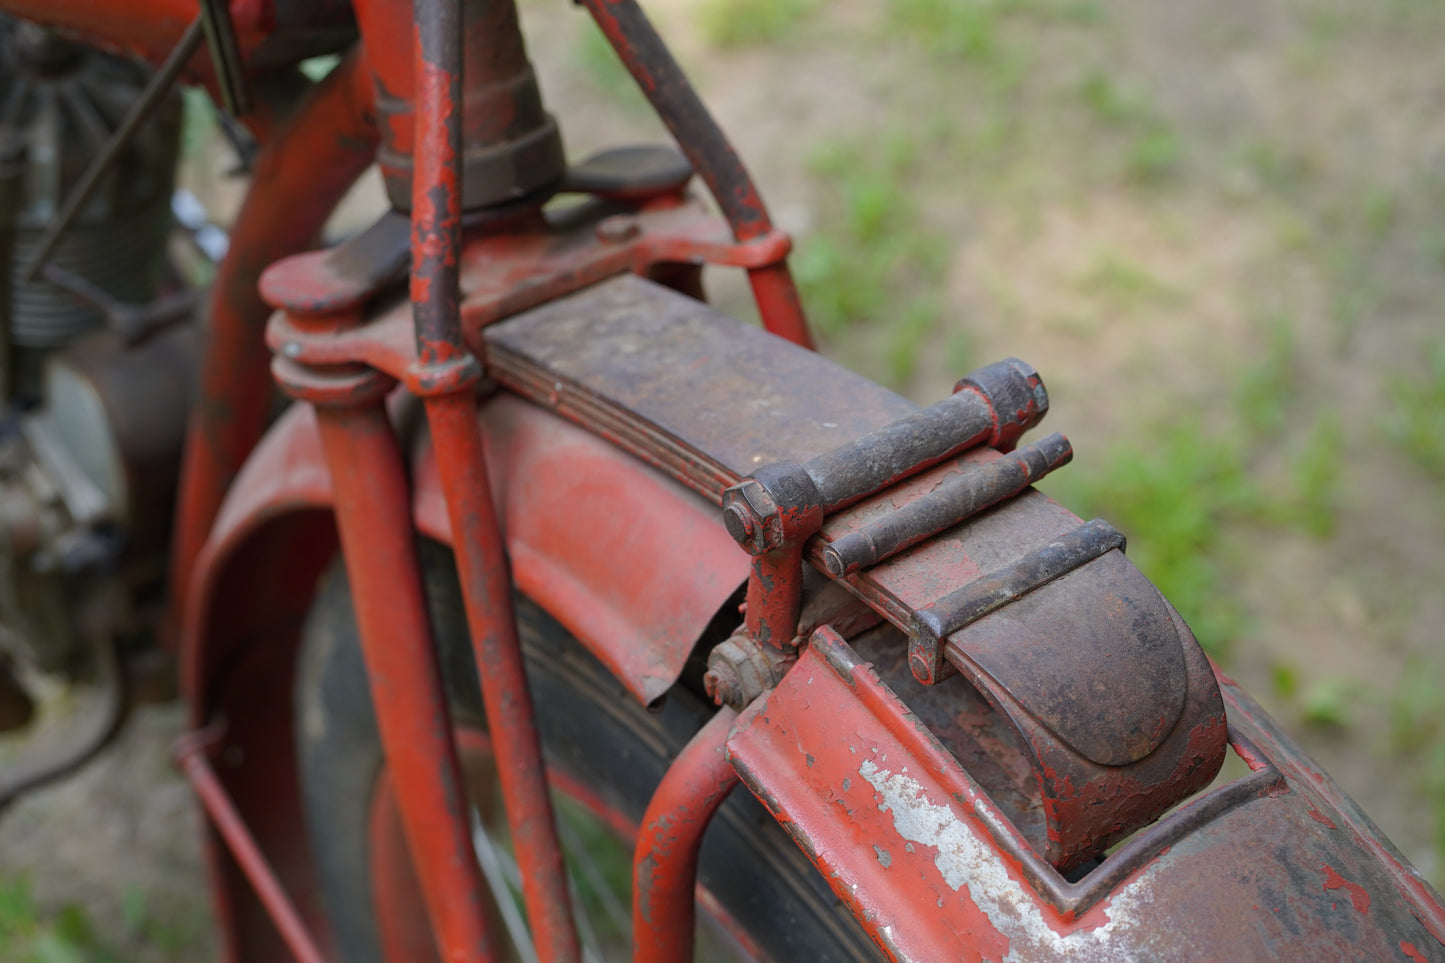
484;274;1229;870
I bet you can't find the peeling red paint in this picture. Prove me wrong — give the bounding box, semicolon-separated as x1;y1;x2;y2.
1321;865;1372;914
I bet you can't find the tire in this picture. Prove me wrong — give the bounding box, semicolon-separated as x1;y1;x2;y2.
294;541;877;963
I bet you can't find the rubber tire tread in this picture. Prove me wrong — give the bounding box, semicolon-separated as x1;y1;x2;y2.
294;541;877;963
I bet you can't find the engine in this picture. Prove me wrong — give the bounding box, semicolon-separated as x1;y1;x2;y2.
0;19;196;754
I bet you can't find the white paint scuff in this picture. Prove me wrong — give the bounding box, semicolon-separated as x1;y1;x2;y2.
858;759;1170;962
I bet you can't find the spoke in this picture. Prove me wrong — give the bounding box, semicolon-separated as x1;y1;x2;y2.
565;865;607;963
556;815;633;943
470;809;539;963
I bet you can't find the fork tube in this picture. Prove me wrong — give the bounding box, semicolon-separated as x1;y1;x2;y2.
411;0;580;959
632;707;740;963
579;0;814;350
312;397;498;963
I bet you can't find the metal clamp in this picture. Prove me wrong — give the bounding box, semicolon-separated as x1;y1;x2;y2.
721;358;1050;649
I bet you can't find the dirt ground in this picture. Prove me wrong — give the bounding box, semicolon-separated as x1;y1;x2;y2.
1;0;1442;959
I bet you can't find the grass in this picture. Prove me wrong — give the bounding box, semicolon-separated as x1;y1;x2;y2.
0;878;121;963
695;0;814;48
790;134;950;384
1387;343;1445;479
574;27;652;115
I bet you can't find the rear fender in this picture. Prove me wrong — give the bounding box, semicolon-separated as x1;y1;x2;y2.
179;391;748;962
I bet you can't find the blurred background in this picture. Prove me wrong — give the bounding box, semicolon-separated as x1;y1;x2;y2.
1;0;1442;958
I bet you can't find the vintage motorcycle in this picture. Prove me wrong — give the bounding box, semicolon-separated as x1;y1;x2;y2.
0;0;1439;960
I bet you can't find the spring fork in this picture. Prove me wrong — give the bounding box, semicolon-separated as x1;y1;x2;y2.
410;0;581;959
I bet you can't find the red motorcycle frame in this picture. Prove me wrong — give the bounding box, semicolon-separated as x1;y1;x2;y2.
4;1;1443;961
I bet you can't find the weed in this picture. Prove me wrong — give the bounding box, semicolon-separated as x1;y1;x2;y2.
791;135;950;386
1386;343;1445;479
1074;251;1179;312
1300;676;1353;729
1271;661;1301;701
1125;126;1183;185
1285;414;1342;538
1390;656;1445;753
0;877;123;963
696;0;813;49
1232;315;1298;438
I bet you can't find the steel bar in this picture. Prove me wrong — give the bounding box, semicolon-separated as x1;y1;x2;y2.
198;0;252;115
823;432;1074;577
804;358;1048;514
632;707;739;963
20;16;204;284
914;517;1127;648
577;0;813;348
175;738;327;963
411;0;580;958
427;391;582;963
314;400;497;963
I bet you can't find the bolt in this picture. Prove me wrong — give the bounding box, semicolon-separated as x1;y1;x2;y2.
722;503;754;544
704;664;740;708
909;650;934;685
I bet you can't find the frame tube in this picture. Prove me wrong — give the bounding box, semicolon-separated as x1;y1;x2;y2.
632;707;740;963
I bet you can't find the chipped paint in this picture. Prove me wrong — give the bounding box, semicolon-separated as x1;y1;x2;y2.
860;758;1171;961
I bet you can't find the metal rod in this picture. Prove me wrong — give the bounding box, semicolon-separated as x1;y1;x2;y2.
577;0;814;348
21;17;204;284
410;0;466;364
411;0;580;957
914;518;1127;647
823;432;1074;577
176;740;327;963
426;391;583;962
632;706;739;963
314;401;498;962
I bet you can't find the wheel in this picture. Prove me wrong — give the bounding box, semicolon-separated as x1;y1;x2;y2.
295;541;877;962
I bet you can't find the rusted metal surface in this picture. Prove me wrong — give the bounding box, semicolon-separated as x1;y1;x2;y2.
412;395;750;705
478;278;1225;870
577;0;813;347
173;727;327;963
817;465;1223;868
717;356;1049;551
408;2;579;951
910;516;1125;687
632;706;739;963
301;388;496;962
823;431;1072;578
729;627;1443;961
261;198;792;386
482;275;916;499
351;0;563;210
168;50;377;649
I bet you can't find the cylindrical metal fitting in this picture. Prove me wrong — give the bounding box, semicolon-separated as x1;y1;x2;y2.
823;432;1073;577
721;358;1050;555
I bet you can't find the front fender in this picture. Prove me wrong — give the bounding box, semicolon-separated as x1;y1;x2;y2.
177;390;748;963
182;390;749;719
